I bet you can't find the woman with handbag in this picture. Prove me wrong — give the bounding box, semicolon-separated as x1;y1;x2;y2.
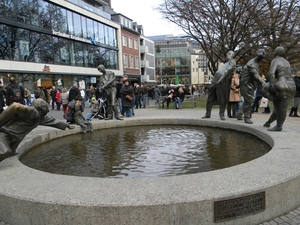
227;72;240;118
120;79;134;117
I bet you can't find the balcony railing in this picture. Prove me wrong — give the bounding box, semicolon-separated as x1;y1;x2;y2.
66;0;111;20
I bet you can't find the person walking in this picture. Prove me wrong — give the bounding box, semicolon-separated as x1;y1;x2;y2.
50;86;56;110
120;79;134;117
288;71;300;117
68;84;80;102
153;85;161;105
55;88;61;111
61;88;69;119
24;87;32;106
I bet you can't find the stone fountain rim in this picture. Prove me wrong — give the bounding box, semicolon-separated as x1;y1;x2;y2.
1;116;298;208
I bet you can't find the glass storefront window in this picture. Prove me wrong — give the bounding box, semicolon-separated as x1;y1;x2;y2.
87;46;96;68
99;23;105;45
57;38;70;65
40;0;52;29
94;21;99;43
107;26;117;47
54;6;67;33
81;17;87;39
73;13;82;37
67;10;74;35
26;31;40;63
74;42;84;67
0;3;118;69
40;34;54;64
86;18;94;40
30;0;40;26
69;42;75;66
5;0;17;20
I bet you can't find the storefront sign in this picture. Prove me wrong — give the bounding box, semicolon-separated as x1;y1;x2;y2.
90;77;96;84
43;65;50;72
52;30;91;44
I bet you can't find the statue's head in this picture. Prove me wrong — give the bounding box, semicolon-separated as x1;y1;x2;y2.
32;98;49;115
274;46;285;57
226;51;235;61
256;49;266;57
97;65;105;73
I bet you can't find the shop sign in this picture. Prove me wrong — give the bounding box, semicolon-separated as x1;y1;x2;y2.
52;30;91;44
43;65;50;72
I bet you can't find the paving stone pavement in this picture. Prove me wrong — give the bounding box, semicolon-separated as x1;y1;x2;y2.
1;98;300;225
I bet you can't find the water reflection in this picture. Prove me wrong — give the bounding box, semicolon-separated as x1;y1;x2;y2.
21;125;271;178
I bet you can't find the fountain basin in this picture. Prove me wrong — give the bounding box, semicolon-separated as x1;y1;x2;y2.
0;117;299;225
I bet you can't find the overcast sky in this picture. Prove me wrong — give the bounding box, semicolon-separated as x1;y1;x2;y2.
111;0;182;37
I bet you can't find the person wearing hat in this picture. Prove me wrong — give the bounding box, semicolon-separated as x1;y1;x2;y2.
97;64;123;120
73;95;93;133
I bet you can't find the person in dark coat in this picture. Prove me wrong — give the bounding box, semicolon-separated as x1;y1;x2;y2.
68;84;81;102
120;79;134;117
288;71;300;117
50;85;57;110
5;76;25;106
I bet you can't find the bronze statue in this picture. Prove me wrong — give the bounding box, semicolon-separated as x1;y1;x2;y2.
263;46;296;131
202;50;236;120
0;99;74;161
236;49;266;124
97;65;123;120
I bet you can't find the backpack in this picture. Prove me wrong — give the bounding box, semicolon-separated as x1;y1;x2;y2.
10;86;22;103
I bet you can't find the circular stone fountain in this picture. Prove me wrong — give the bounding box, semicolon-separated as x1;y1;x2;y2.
0;115;300;225
20;125;270;178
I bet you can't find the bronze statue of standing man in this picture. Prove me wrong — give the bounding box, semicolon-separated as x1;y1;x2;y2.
263;46;296;131
236;49;266;124
97;65;123;120
202;50;236;120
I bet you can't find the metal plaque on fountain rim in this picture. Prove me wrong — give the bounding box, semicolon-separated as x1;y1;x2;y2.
214;191;265;222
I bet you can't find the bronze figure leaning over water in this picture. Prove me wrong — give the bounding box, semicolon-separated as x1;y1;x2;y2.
0;99;74;162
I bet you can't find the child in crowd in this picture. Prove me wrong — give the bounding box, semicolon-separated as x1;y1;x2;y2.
86;100;99;120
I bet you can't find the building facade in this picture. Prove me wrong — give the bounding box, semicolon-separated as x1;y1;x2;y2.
149;34;211;86
139;33;156;84
111;13;140;83
0;0;123;91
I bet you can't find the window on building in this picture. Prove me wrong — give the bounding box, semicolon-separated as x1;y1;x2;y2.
128;37;132;48
122;35;127;46
134;39;138;50
123;54;128;68
129;55;133;68
135;56;139;69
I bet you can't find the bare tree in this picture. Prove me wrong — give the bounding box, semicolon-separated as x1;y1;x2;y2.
157;0;300;73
